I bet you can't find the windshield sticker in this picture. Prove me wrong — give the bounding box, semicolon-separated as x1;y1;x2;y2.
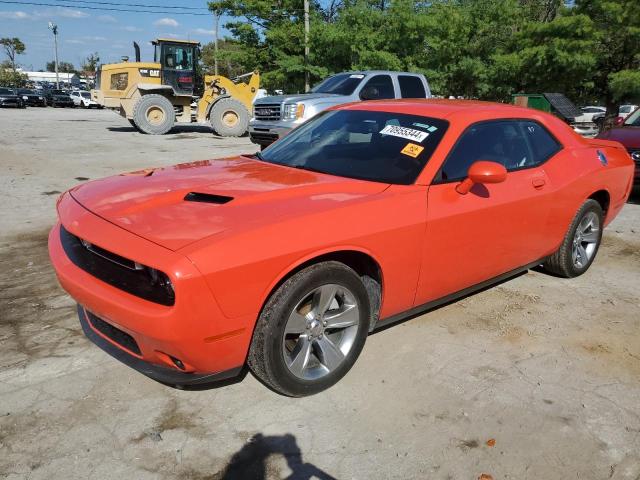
349;74;365;79
380;125;429;142
412;122;439;132
401;143;425;158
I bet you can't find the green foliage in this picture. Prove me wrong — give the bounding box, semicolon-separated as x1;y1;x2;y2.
0;37;26;71
81;52;100;72
0;61;28;87
46;61;76;73
207;0;639;105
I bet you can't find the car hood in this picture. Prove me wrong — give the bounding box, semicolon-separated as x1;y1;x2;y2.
597;126;640;148
255;92;346;105
69;156;388;251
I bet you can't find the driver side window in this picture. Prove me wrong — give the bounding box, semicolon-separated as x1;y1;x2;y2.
438;120;560;182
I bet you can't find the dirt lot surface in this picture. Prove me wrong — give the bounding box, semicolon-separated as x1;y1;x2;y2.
1;107;639;480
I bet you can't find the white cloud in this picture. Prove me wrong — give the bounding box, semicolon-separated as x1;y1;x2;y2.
122;26;143;32
66;39;86;45
154;18;179;27
191;28;215;36
97;14;117;23
0;11;32;20
57;8;90;18
160;33;180;39
83;36;107;41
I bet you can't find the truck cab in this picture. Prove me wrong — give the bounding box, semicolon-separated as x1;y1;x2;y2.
249;71;431;148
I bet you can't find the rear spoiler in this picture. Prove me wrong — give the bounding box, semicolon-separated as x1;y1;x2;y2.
587;138;627;151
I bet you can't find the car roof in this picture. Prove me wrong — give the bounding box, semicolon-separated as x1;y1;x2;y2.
340;70;424;76
336;98;551;120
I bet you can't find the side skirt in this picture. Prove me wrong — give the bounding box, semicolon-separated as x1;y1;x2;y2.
373;258;547;332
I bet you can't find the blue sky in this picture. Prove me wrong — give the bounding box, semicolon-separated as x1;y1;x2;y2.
0;2;230;70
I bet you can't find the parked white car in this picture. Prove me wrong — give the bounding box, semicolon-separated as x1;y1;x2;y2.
619;104;638;119
574;105;606;123
70;91;101;109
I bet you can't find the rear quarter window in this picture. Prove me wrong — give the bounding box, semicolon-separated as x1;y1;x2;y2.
398;76;426;98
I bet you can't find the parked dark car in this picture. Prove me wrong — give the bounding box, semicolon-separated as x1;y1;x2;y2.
44;89;75;108
0;87;25;108
596;106;640;185
16;88;46;107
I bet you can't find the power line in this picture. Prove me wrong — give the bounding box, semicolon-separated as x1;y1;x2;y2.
0;0;213;14
54;0;209;11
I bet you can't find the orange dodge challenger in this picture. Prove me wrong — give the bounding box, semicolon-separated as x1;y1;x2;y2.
49;100;634;396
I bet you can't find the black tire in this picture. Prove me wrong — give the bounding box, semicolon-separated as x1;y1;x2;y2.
209;97;249;137
542;199;603;278
248;261;371;397
127;118;139;131
132;94;175;135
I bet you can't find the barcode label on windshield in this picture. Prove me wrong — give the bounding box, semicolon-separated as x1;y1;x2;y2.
380;125;429;142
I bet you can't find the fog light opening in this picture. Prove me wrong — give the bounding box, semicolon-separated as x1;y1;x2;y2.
171;356;185;370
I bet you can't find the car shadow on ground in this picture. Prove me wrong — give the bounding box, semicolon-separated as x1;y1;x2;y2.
107;124;215;134
216;433;336;480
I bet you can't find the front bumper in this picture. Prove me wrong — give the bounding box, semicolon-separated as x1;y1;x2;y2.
0;98;21;107
77;305;242;386
48;193;254;385
248;120;294;146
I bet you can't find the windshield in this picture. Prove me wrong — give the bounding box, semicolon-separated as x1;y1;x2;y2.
624;107;640;126
81;92;90;98
18;89;32;94
311;73;365;96
0;88;12;94
259;109;449;185
52;90;66;95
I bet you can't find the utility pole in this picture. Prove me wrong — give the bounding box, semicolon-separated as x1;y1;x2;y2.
304;0;309;92
213;8;219;75
48;22;59;89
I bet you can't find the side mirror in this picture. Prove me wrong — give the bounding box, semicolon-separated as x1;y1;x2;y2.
455;160;507;195
614;116;624;126
360;86;379;101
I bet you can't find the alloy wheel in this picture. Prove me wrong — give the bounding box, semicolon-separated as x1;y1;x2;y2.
572;211;600;269
282;284;360;380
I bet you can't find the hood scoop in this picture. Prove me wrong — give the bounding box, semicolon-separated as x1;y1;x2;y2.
184;192;234;204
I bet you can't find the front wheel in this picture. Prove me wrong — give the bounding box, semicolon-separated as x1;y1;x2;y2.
132;94;175;135
248;261;371;396
542;199;603;278
209;97;249;137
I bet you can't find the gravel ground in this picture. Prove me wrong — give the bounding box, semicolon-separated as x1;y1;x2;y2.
1;107;639;480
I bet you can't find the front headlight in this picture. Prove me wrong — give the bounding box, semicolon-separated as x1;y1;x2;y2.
22;95;28;100
283;103;305;120
38;96;43;100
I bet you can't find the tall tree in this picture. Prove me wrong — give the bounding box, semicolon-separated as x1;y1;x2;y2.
81;52;100;72
0;37;25;72
573;0;640;112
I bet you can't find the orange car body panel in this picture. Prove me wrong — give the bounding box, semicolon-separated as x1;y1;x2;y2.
48;99;635;380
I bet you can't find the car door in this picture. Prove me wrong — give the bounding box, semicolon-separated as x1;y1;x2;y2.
358;74;395;101
414;119;562;305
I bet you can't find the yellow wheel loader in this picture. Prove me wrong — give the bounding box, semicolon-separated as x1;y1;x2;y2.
91;39;259;136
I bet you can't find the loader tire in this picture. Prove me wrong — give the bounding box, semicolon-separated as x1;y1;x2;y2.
209;98;249;137
133;94;175;135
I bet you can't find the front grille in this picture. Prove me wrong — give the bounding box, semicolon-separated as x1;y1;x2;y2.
86;310;141;355
60;225;175;306
253;103;281;121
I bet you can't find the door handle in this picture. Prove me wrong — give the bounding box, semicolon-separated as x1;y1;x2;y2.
532;177;546;189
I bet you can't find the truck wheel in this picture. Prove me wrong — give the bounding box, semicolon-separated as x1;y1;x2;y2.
209;98;249;137
128;119;139;131
133;94;175;135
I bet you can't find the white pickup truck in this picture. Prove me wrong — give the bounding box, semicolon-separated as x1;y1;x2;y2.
249;71;431;148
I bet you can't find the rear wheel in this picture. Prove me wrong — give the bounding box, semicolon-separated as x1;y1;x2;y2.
132;94;175;135
542;199;603;278
248;261;371;397
209;97;249;137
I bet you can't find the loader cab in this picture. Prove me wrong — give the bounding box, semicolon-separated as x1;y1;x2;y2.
153;39;200;96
